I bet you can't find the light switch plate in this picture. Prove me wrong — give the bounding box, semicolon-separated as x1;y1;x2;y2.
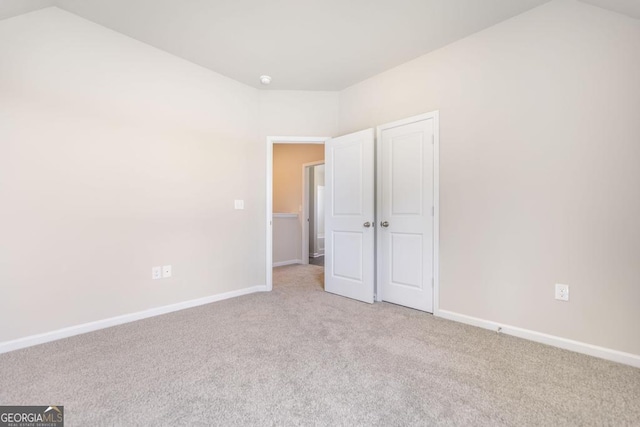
234;200;244;210
162;265;172;278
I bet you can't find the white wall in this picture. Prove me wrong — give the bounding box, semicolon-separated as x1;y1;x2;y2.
0;8;341;344
3;1;638;360
0;7;262;342
272;215;300;265
259;91;340;138
339;0;640;355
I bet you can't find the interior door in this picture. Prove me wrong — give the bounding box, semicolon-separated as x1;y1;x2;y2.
325;128;375;303
378;117;435;312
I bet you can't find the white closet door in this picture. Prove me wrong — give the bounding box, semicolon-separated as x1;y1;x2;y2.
378;116;435;312
325;128;375;303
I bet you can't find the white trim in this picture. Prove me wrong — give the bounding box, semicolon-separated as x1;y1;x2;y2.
375;111;440;314
273;213;298;218
267;139;273;291
437;309;640;368
0;285;267;354
301;160;325;265
273;259;303;267
267;136;329;144
375;126;382;302
376;112;438;131
266;136;330;292
432;111;440;315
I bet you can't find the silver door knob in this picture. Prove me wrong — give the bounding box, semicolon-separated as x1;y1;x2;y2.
363;222;371;228
381;221;389;228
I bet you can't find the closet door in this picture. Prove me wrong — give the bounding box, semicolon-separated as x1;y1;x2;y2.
377;115;436;312
325;128;375;303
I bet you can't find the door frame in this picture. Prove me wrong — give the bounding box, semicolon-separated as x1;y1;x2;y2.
302;160;325;264
375;111;440;315
266;136;330;291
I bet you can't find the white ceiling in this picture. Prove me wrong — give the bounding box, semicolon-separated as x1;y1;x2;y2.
0;0;55;20
1;0;638;90
579;0;640;19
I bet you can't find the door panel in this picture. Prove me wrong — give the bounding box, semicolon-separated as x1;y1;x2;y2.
333;144;363;216
333;232;363;281
391;233;423;288
391;132;424;215
325;129;375;303
378;118;434;312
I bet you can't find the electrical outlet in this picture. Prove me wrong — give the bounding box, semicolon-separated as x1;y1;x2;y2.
152;266;162;280
162;265;172;278
555;283;569;301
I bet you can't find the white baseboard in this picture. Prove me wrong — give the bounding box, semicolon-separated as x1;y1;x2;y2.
273;259;303;267
0;285;268;355
436;309;640;369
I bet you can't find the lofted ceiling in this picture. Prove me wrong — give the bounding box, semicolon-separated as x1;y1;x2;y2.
1;0;638;90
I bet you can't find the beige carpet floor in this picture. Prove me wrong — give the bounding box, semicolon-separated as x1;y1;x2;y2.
1;264;639;426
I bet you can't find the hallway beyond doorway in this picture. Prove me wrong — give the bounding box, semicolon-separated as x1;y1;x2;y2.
309;256;324;267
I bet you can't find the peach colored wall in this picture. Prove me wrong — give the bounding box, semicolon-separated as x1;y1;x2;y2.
273;144;324;214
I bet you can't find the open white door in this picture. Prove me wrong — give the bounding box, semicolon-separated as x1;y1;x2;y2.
377;114;436;312
325;128;375;303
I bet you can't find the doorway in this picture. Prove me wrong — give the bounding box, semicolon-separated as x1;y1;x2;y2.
265;112;439;313
266;136;329;291
303;162;325;267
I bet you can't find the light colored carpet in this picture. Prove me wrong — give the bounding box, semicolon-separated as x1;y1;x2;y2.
1;264;639;426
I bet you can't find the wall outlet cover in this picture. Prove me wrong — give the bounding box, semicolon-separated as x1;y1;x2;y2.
152;266;162;280
555;283;569;301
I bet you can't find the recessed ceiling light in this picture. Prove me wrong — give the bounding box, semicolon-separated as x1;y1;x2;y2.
260;75;272;85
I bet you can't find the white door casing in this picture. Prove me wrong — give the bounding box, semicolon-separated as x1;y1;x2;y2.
302;160;325;264
377;114;437;312
325;128;375;303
